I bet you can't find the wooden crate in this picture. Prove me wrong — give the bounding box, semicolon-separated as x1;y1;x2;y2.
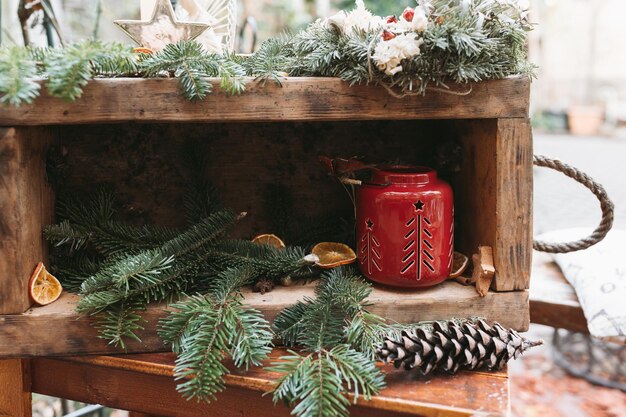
0;77;532;358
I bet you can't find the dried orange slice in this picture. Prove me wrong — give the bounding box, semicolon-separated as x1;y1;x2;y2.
251;234;286;250
28;262;63;306
311;242;357;269
449;252;470;278
132;47;154;54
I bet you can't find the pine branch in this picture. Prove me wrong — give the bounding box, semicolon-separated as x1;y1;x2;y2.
51;253;104;292
270;268;386;417
244;34;296;85
96;301;146;349
209;240;317;282
0;46;40;106
140;41;246;101
44;40;101;101
182;143;222;225
46;189;180;257
159;267;273;402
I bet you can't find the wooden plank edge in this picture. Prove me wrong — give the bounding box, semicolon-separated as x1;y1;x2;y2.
32;356;505;417
0;76;530;126
0;282;528;358
529;299;588;334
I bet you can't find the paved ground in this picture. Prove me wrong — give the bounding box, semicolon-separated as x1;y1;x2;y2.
511;133;626;417
533;133;626;233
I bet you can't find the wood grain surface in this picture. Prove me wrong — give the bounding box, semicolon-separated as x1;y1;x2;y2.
0;128;55;315
529;252;587;333
0;282;529;358
493;118;533;291
31;350;509;417
0;359;31;417
0;77;529;126
453;118;532;292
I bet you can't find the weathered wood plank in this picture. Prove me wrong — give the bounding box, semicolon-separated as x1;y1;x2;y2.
454;120;497;272
493;118;533;291
529;252;587;333
455;118;532;292
0;77;530;126
0;359;31;417
0;281;528;358
0;128;55;314
31;351;509;417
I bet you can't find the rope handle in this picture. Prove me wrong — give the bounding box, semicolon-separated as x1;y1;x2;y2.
533;155;615;253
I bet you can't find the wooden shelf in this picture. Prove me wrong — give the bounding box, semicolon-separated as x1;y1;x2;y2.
0;76;529;126
0;281;528;358
31;351;509;417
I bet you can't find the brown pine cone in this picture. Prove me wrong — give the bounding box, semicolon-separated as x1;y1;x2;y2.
376;319;543;375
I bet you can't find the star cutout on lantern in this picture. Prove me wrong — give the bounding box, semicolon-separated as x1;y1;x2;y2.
114;0;210;51
413;200;424;211
366;219;374;230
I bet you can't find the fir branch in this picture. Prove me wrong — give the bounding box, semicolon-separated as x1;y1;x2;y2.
182;144;222;225
97;301;146;349
44;40;101;101
270;268;386;417
140;41;246;101
159;266;273;402
244;34;296;85
209;239;317;282
51;253;104;292
47;189;180;257
0;46;40;106
44;220;91;251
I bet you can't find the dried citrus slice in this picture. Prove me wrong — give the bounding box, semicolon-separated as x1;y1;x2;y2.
251;233;286;250
132;47;154;54
449;252;470;279
28;262;63;306
311;242;357;269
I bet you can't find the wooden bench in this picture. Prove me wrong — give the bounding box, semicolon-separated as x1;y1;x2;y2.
29;349;510;417
529;252;587;333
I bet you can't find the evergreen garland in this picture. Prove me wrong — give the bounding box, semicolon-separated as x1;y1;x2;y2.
0;0;533;106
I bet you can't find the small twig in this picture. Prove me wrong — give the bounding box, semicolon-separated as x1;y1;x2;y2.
93;0;103;40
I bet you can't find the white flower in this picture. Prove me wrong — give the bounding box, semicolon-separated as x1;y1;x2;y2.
327;11;347;29
412;6;428;32
324;0;384;34
388;65;403;75
372;33;424;76
386;6;428;33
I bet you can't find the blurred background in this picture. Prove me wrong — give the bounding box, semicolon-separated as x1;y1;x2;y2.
2;1;625;416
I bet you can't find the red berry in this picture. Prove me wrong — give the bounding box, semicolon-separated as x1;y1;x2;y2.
402;7;415;22
382;30;396;41
386;15;398;24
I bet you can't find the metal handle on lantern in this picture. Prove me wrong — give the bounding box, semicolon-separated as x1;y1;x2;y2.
532;155;615;253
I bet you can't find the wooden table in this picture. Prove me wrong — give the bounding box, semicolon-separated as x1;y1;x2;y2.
29;349;510;417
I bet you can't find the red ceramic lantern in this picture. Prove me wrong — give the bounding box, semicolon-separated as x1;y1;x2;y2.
356;166;453;288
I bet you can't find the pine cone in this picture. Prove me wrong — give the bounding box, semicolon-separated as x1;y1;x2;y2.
376;320;543;375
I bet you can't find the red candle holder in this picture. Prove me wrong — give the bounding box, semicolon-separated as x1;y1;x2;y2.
356;166;454;288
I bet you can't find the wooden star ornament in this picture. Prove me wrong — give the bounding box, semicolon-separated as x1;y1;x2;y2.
115;0;210;51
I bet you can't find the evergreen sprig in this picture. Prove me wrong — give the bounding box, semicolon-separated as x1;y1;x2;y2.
158;267;273;402
0;46;40;105
140;41;245;100
270;268;386;417
76;209;240;320
44;189;179;257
